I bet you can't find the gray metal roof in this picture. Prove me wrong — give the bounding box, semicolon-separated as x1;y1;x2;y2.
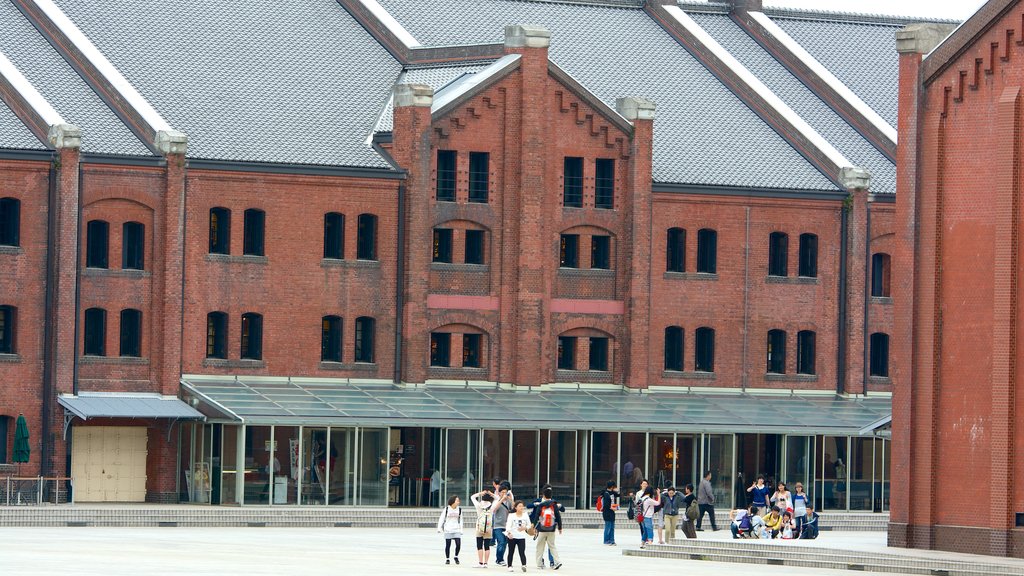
182;377;891;434
0;99;44;150
689;12;896;194
376;0;837;191
0;0;150;156
50;0;402;167
59;392;205;420
770;15;902;128
375;65;489;134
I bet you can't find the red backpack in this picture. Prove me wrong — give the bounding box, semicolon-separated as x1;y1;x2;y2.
540;504;556;529
595;495;604;512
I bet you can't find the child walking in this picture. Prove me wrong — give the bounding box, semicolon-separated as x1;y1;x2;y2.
504;501;531;572
471;489;502;568
437;495;464;565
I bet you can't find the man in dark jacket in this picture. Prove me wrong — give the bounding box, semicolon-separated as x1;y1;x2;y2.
530;487;563;570
799;506;820;539
600;480;619;545
660;486;684;541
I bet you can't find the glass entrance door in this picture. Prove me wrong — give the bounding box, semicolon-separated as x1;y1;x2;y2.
510;430;538;498
545;430;577;507
784;435;813;493
444;429;480;505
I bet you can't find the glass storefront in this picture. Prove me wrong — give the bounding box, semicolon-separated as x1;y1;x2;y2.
510;430;538;499
589;431;617;503
703;434;734;507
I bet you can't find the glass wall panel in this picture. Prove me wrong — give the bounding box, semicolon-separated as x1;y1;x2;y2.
675;434;698;490
358;428;388;505
511;430;538;498
390;427;442;507
880;440;890;511
649;434;674;490
329;428;356;505
244;426;273;505
590;432;618;503
272;426;299;504
784;436;812;492
849;437;874;511
183;424;211;504
816;436;848;510
703;434;734;509
302;428;329;505
620;432;647;494
445;429;480;505
219;425;240;505
482;430;510;485
547;431;577;507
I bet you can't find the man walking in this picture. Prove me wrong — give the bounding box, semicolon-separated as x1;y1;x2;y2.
599;480;619;545
531;487;563;570
696;471;718;531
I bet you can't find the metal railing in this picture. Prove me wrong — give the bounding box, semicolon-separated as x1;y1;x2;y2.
2;477;73;506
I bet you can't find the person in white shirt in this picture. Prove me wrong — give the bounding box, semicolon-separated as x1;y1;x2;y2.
471;490;502;568
437;496;464;565
504;501;531;572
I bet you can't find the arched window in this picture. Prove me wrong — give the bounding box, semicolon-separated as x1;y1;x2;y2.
695;327;715;372
119;309;142;357
589;336;610;371
206;312;227;359
357;214;377;260
433;228;453;263
590;235;611;270
240;312;263;360
872;253;891;297
697;229;717;274
323;213;345;259
0;305;16;354
797;330;816;375
122;222;145;270
557;335;576;370
666;228;686;272
354;316;375;363
0;197;20;247
86;220;109;268
84;308;107;356
243;209;265;256
322;315;343;362
664;326;684;371
430;332;451;367
559;234;579;268
462;334;482;368
209;207;231;254
870;333;889;377
798;233;818;278
768;232;788;277
767;329;786;374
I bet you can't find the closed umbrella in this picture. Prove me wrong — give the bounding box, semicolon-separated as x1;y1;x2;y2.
13;413;30;473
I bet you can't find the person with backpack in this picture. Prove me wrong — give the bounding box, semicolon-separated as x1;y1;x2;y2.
530;487;563;570
598;480;619;545
471;489;502;568
492;480;514;566
659;486;684;541
527;485;562;568
681;483;698;539
437;495;464;565
696;470;718;531
761;506;785;539
729;504;756;539
637;486;659;548
504;500;532;573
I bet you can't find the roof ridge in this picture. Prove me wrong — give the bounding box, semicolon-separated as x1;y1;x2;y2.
762;5;961;27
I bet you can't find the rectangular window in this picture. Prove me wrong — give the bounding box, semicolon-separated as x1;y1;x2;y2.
560;234;579;268
436;150;456;202
767;329;786;374
355;317;375;363
769;232;788;277
84;308;106;356
695;327;715;372
797;330;816;375
595;159;614;209
465;230;485;265
206;312;227;359
872;253;891;297
557;336;577;370
469;152;489;203
664;326;683;371
433;228;453;263
357;214;377;260
798;233;818;278
122;222;145;270
209;208;231;255
0;306;15;354
321;316;343;362
590;235;611;270
0;198;19;247
667;228;686;273
563;157;583;207
0;415;7;464
870;333;889;377
119;309;142;357
86;220;109;268
324;212;345;259
462;333;482;368
697;229;717;274
240;313;263;360
243;209;265;256
589;337;609;371
430;332;451;367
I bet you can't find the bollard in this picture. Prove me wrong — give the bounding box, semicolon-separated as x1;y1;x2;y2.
38;476;42;505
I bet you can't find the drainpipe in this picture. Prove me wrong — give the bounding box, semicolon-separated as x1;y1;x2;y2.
394;182;406;385
742;207;750;390
40;158;57;478
862;201;872;395
836;203;849;395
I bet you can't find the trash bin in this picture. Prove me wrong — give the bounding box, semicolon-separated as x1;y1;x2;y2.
274;477;289;504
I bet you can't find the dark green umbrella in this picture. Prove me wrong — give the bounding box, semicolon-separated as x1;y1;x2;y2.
13;413;30;467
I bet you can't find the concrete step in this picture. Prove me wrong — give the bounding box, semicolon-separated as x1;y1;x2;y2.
625;540;1024;576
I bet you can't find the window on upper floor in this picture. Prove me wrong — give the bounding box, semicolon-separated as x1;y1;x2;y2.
695;327;715;373
591;235;611;270
240;312;263;360
122;222;145;270
243;209;265;256
86;220;109;269
557;336;576;370
870;332;889;377
589;337;609;371
560;234;579;268
595;159;614;209
697;229;717;274
321;315;343;362
355;316;375;363
797;330;816;375
798;233;818;278
0;198;20;247
767;329;786;374
209;207;231;255
872;253;891;297
357;214;377;260
664;326;684;372
769;232;788;277
433;228;453;263
430;332;451;367
84;307;106;356
206;312;227;359
667;228;686;273
463;333;482;368
465;229;485;265
0;305;16;354
563;157;583;208
324;212;345;259
436;150;456;202
119;309;142;357
469;152;489;203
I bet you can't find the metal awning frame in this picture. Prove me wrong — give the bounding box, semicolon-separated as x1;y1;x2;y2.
59;393;205;440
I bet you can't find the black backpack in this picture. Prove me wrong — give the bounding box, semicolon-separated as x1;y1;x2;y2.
626;498;636;520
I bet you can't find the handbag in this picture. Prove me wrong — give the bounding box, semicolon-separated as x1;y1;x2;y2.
526;523;538;537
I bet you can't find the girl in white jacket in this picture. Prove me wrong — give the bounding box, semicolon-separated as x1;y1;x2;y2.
504;501;531;572
437;495;464;565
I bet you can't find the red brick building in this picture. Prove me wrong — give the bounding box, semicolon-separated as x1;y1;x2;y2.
0;0;928;507
893;0;1024;558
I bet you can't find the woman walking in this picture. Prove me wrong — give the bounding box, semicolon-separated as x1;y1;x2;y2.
504;501;531;572
471;489;502;568
437;495;464;565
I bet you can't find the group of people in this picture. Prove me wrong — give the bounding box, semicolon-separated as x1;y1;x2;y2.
437;478;564;571
598;471;720;548
729;475;820;539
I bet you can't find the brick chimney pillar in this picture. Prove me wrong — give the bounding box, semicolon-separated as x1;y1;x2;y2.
840;166;870;397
